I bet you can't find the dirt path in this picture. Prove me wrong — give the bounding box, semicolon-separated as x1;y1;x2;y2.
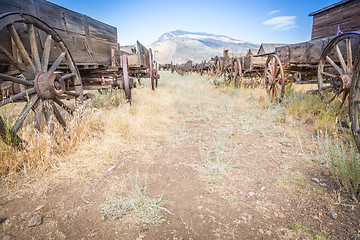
0;71;359;239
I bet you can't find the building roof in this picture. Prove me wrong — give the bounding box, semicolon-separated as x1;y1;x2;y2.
309;0;353;16
257;43;286;55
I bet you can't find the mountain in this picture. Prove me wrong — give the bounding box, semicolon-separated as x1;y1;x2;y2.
147;30;259;64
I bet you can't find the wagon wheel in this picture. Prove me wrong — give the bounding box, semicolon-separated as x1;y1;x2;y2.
233;58;242;88
318;33;360;115
265;54;285;101
0;13;83;147
121;55;131;100
216;57;223;78
349;54;360;151
149;48;155;90
154;61;158;88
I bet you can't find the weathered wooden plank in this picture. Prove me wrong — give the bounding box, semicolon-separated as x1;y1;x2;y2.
87;17;117;43
127;54;141;67
0;0;34;14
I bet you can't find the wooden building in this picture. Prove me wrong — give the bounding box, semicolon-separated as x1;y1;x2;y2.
309;0;360;40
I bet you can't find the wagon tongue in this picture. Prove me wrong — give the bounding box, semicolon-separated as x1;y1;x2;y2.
34;72;65;99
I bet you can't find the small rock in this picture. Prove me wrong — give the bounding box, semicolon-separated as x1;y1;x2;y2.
73;211;79;216
198;206;203;210
326;211;337;219
28;215;42;227
240;216;247;222
265;230;272;236
35;205;44;211
259;228;264;234
311;178;320;183
3;235;13;240
0;217;6;223
260;186;266;191
106;166;117;173
101;215;106;222
248;192;255;197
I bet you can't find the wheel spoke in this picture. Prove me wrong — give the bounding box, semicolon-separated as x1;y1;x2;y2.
0;44;25;72
321;71;337;78
0;73;33;86
50;102;66;128
61;73;76;80
41;34;52;72
64;91;80;97
339;91;349;109
7;24;34;70
0;88;35;107
326;90;342;104
33;99;44;131
29;24;41;72
346;38;352;73
53;97;73;114
335;44;347;74
326;56;343;75
11;94;39;133
48;52;66;76
268;62;273;75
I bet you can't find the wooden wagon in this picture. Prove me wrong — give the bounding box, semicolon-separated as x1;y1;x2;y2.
0;0;156;147
121;41;159;90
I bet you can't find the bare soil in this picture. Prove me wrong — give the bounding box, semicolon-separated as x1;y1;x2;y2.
0;71;359;239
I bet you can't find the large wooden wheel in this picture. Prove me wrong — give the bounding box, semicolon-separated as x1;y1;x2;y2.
121;55;131;100
318;32;360;112
233;58;242;88
149;48;155;90
0;13;83;147
265;54;285;101
154;61;158;88
350;54;360;151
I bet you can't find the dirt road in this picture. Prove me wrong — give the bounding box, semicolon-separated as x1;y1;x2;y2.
0;71;359;239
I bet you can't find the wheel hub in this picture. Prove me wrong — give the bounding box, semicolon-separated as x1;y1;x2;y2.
34;72;65;99
333;73;352;91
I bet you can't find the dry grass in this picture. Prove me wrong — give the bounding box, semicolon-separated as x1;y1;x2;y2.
0;76;178;197
101;171;170;226
0;106;105;179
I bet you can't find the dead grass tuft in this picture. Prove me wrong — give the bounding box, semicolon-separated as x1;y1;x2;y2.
101;171;170;226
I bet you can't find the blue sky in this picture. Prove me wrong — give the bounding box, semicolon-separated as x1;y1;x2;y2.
49;0;340;46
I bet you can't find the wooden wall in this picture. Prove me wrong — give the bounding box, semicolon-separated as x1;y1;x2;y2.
311;0;360;40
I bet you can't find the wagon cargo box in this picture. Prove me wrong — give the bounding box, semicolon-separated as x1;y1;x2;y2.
0;0;119;67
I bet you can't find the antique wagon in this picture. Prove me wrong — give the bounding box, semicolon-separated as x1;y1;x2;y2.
121;41;159;90
0;0;156;146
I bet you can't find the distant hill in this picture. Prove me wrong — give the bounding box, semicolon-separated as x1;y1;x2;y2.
147;30;259;64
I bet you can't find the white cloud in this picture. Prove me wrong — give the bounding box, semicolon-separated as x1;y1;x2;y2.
263;16;297;31
267;10;280;16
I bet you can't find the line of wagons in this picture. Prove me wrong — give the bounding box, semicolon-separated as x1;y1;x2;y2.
163;0;360;152
0;0;160;147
